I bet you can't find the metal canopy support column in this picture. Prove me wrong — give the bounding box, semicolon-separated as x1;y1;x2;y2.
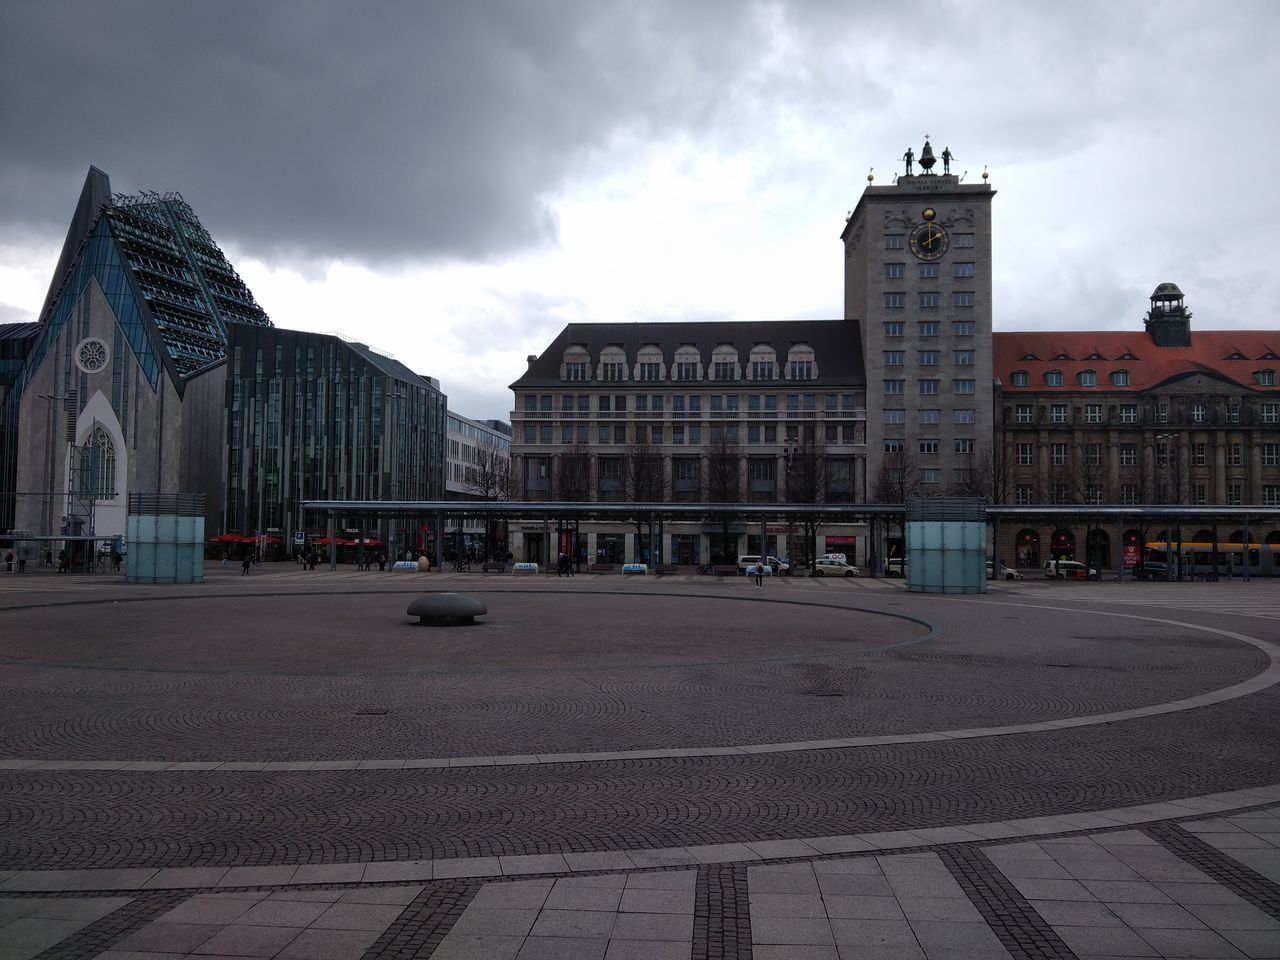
1243;514;1250;583
991;514;1001;578
434;511;444;570
758;516;767;565
327;511;336;570
542;513;550;568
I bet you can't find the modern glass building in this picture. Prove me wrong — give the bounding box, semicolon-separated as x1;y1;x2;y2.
222;325;446;554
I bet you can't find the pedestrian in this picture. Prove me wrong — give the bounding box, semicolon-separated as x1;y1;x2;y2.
754;560;765;588
57;548;68;573
556;552;565;577
44;548;53;568
4;551;13;573
111;548;121;572
241;554;251;576
17;556;26;573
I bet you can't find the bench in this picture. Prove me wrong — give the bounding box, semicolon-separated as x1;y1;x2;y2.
481;562;506;573
712;564;740;576
589;563;616;574
654;564;679;575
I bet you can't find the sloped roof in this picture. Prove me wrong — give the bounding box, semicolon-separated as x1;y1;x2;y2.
511;319;865;389
993;330;1280;393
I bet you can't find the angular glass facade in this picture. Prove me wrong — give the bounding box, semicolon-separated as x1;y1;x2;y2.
223;326;446;539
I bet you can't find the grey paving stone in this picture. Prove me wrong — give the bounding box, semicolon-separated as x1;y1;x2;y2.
1080;880;1174;903
833;944;926;960
289;863;366;885
1054;923;1160;957
563;852;636;872
1221;847;1280;882
275;926;382;960
753;947;839;960
624;849;697;870
749;865;820;894
215;865;297;887
909;919;1014;957
617;887;689;914
1219;928;1280;958
884;873;966;899
542;885;623;912
821;895;905;921
1033;899;1125;926
895;895;983;922
814;858;885;875
431;857;502;879
116;920;223;952
95;952;186;960
0;917;86;958
190;922;304;956
744;839;824;859
446;906;540;938
500;854;570;875
529;908;616;939
266;889;344;903
516;936;608;960
470;880;554;910
748;893;829;918
1011;877;1098;901
142;867;230;889
237;899;331;927
19;896;131;922
750;915;836;945
1156;882;1251;906
602;940;690;959
1134;926;1250;958
1184;901;1280;930
338;884;423;905
309;901;408;931
608;911;693;942
624;871;696;892
554;874;628;891
358;859;433;883
1107;900;1208;929
430;933;525;960
816;874;893;898
827;918;918;948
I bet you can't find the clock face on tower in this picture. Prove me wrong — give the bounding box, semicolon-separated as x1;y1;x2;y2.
909;220;949;261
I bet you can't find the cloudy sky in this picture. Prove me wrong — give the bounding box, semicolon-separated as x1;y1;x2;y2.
2;0;1277;422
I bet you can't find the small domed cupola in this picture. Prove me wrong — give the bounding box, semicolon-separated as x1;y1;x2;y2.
1144;282;1192;347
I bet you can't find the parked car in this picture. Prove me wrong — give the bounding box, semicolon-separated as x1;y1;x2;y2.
1043;559;1097;579
987;560;1022;580
884;556;907;577
737;555;790;575
813;558;860;577
816;552;847;565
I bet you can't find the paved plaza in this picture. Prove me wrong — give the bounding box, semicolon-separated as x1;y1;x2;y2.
1;566;1279;959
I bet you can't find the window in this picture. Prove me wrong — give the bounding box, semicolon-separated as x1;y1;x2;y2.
918;292;940;308
953;262;975;278
675;361;698;381
884;379;905;394
1119;404;1137;424
689;395;701;412
884;321;904;337
789;360;814;380
1084;404;1102;423
954;439;975;454
919;321;939;338
1111;370;1130;386
1087;485;1104;505
884;351;905;365
1045;369;1063;387
885;234;904;250
1192;484;1208;506
1263;443;1280;467
1015;404;1033;424
953;379;975;394
953;291;975;307
597;426;609;444
919;350;939;365
560;425;572;443
1086;443;1102;466
713;361;736;380
1228;443;1243;467
1192;403;1206;423
1227;482;1243;506
1120;444;1137;466
689;425;701;443
885;292;905;308
1016;484;1035;505
954;233;975;248
748;425;760;444
1078;370;1096;387
1016;443;1033;465
921;468;941;484
565;361;588;381
1120;483;1139;505
1193;442;1207;466
601;361;625;381
954;409;975;424
540;425;552;444
672;425;684;445
636;395;648;412
1157;441;1172;468
751;360;774;380
1156;399;1169;423
919;409;940;425
1226;401;1240;423
918;262;939;279
1051;443;1068;466
1264;485;1280;506
1050;404;1068;423
1263;403;1279;424
1011;370;1029;387
919;439;939;454
919;379;939;395
638;361;662;381
884;263;905;278
884;409;905;424
954;350;974;365
884;439;904;453
523;425;536;443
953;320;975;336
615;395;627;411
674;458;698;481
1257;369;1277;386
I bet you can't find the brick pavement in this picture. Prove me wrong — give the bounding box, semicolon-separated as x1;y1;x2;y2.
1;569;1279;958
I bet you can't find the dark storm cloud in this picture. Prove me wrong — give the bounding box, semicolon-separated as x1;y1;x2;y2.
0;0;766;265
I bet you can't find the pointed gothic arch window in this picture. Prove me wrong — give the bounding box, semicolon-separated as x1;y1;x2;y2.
81;426;117;500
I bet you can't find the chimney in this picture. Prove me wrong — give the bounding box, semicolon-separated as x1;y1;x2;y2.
527;354;537;369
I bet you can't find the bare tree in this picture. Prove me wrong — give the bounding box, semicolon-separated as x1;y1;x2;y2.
873;448;920;564
555;443;592;501
965;442;1015;503
625;439;664;562
705;424;742;563
469;445;512;561
784;437;825;572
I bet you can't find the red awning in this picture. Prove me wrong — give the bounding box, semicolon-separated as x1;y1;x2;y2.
210;534;253;543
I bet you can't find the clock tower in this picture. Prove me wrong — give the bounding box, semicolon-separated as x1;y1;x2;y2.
841;139;996;505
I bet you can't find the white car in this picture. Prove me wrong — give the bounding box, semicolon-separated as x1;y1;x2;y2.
813;558;859;577
816;552;847;565
1043;559;1097;579
987;561;1022;580
884;556;907;577
737;555;790;575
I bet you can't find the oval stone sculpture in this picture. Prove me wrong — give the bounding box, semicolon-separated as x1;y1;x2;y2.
406;593;487;625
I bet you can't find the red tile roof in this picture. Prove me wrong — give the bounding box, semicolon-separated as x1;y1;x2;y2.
992;331;1280;393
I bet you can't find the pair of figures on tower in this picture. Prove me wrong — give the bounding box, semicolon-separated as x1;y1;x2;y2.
903;140;953;176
